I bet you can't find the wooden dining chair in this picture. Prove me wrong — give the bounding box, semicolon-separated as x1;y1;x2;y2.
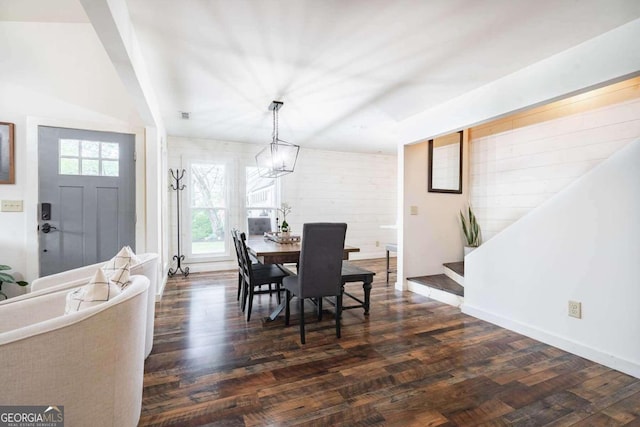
237;231;289;321
231;229;246;301
283;223;347;344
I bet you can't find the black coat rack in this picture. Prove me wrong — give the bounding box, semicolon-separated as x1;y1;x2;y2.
168;168;189;277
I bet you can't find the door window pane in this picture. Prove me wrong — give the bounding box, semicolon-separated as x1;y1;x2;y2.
59;139;120;177
60;158;79;175
102;160;119;177
60;139;79;156
101;142;119;159
81;140;100;158
82;159;99;175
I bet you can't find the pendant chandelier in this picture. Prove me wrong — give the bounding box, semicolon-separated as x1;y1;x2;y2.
255;100;300;178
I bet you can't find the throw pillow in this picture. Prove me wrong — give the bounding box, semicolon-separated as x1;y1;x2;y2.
65;268;122;314
124;245;142;266
102;246;134;289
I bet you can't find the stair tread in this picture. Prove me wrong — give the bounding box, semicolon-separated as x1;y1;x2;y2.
406;274;464;297
443;262;464;277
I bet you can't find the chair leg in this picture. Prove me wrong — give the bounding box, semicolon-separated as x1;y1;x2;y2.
246;286;254;321
241;278;248;312
336;294;342;339
237;272;242;301
276;282;282;304
285;290;291;326
299;298;306;344
386;249;390;284
318;298;323;321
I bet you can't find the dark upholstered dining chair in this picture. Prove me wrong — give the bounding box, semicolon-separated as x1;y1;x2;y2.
283;223;347;344
248;217;272;236
237;230;289;321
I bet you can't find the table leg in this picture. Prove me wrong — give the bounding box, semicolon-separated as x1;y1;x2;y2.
268;300;287;321
362;279;372;315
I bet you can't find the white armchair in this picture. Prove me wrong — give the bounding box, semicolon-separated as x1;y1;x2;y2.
0;275;149;427
2;253;159;358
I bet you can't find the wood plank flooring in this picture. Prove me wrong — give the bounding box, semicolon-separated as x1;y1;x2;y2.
141;259;640;426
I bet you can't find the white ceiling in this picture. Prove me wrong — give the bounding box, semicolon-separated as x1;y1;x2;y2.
0;0;142;126
4;1;640;154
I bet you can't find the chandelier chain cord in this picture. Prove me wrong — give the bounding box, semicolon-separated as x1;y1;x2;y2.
272;106;278;143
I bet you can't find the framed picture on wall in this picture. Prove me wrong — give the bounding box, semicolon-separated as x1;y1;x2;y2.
0;122;15;184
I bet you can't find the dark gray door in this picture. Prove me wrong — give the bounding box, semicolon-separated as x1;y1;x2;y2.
38;126;136;276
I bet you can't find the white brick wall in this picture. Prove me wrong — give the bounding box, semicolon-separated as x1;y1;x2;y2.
470;97;640;241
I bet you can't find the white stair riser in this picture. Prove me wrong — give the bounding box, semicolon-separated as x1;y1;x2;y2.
407;282;464;308
443;267;464;287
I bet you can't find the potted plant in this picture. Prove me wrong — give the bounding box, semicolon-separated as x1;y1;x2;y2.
0;264;28;300
279;202;292;235
459;206;481;256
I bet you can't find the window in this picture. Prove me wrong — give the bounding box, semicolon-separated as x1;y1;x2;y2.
246;166;278;231
59;139;120;176
188;162;228;257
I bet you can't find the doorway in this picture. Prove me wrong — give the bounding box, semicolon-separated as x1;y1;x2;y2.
38;126;136;276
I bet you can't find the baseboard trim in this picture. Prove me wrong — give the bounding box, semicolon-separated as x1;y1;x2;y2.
462;304;640;379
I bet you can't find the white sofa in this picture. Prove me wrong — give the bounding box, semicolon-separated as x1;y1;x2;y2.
0;275;149;427
2;253;159;358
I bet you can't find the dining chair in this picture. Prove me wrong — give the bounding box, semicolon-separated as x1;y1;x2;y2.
248;217;272;235
237;231;289;321
232;228;279;305
231;229;246;301
283;223;347;344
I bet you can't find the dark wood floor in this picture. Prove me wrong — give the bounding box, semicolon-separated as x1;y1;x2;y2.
141;259;640;426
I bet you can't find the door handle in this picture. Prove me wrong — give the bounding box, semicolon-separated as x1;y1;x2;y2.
41;223;58;233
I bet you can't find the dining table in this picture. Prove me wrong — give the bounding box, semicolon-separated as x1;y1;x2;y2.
246;237;360;265
245;236;370;321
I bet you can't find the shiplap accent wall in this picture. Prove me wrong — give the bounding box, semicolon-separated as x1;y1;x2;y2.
167;136;397;271
281;149;397;260
470;84;640;241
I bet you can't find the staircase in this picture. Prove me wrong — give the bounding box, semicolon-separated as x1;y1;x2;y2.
407;261;465;307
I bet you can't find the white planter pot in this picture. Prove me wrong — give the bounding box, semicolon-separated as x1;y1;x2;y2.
464;246;477;256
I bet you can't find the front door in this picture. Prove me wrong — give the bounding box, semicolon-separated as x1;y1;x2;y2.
38;126;136;276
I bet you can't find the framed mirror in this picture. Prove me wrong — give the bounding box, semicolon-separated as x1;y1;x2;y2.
428;130;463;194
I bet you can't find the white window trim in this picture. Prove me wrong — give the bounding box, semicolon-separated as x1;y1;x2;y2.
183;157;234;262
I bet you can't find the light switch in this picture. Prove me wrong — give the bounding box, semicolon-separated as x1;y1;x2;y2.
1;200;23;212
410;205;418;215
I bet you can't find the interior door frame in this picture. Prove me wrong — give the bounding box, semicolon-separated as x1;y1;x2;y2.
25;117;145;280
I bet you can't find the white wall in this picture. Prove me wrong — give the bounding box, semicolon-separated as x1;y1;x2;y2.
401;132;469;286
464;139;640;378
167;136;397;272
0;21;147;295
471;97;640;241
398;18;640;293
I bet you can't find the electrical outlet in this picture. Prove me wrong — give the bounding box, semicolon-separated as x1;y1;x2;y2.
410;206;418;215
1;200;23;212
375;240;380;247
568;301;582;319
